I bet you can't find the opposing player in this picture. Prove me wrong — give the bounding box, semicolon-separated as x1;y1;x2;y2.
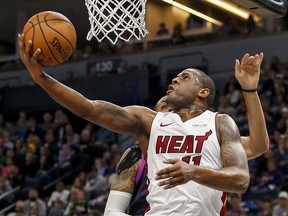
104;52;268;216
19;34;253;215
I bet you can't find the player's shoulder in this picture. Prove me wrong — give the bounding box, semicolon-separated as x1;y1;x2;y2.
216;113;236;124
216;113;240;144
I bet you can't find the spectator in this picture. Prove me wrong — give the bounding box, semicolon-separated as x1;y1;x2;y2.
40;112;56;132
186;14;205;29
78;171;87;186
217;95;237;118
26;134;42;153
71;177;84;192
247;14;257;35
257;197;273;216
4;147;16;161
24;188;47;216
24;117;45;142
1;157;20;187
273;137;288;173
36;155;52;187
85;122;97;136
43;128;58;158
171;25;185;45
48;199;65;216
27;202;38;216
3;133;14;150
224;74;241;95
98;39;115;55
227;193;244;216
64;190;79;214
89;191;109;214
93;158;107;176
64;189;88;216
0;113;9;133
82;44;96;59
7;200;26;216
9;122;24;142
257;159;286;193
53;110;70;146
19;151;38;179
0;175;14;207
64;124;79;147
116;59;129;74
78;128;94;160
53;109;66;125
272;191;288;216
16;111;29;136
156;22;169;36
57;145;73;177
84;167;106;198
14;138;25;161
39;142;52;163
88;65;100;77
225;82;241;106
47;181;70;207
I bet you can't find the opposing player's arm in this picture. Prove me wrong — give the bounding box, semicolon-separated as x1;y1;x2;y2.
111;148;141;193
156;114;249;193
104;147;142;216
18;34;155;136
240;91;269;159
235;53;269;159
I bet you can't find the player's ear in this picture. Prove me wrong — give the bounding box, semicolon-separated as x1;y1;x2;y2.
198;88;210;99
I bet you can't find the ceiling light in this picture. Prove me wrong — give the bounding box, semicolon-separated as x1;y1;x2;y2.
205;0;251;19
162;0;223;26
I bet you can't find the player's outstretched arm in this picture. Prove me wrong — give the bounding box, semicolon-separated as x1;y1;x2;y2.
235;53;269;159
156;114;249;193
18;34;154;137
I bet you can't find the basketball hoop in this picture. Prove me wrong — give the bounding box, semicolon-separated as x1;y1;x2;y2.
85;0;149;44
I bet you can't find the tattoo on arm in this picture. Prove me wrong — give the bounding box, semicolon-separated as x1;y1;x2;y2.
89;101;140;133
217;114;248;168
96;101;127;122
111;160;141;193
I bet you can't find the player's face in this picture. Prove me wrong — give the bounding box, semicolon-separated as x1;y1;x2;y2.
166;69;202;110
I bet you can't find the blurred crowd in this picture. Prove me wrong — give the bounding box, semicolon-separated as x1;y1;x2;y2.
0;108;121;216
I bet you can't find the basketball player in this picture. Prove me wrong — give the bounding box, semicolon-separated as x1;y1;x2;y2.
104;53;269;216
18;34;257;215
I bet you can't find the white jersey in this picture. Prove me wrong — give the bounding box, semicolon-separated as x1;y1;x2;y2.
145;111;226;216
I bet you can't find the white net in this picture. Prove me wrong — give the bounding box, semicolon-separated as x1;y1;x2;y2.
85;0;149;44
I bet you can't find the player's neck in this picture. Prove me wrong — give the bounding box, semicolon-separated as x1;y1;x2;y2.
175;107;205;122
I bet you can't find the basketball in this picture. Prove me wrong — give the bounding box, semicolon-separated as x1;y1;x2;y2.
22;11;77;66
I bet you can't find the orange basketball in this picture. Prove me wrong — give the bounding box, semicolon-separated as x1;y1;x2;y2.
22;11;77;66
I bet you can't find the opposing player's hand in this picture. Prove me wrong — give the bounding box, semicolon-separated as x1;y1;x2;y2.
235;52;264;90
155;159;194;189
18;34;43;83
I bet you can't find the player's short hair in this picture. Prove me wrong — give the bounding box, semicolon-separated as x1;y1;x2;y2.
189;68;215;107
